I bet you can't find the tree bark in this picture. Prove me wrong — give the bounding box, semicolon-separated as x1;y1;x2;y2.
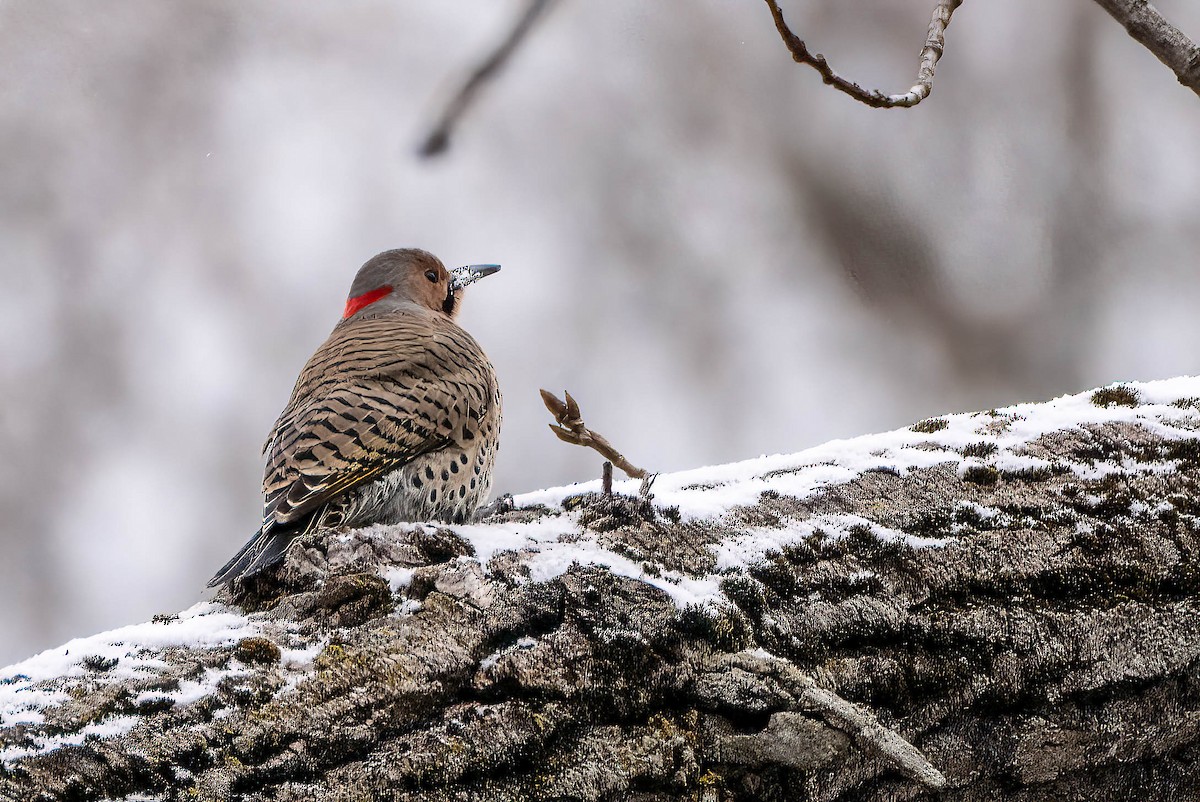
4;387;1200;801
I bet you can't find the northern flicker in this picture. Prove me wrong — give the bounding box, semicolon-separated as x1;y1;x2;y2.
208;248;501;588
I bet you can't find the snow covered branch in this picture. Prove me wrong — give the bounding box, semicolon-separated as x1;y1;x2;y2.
6;378;1200;800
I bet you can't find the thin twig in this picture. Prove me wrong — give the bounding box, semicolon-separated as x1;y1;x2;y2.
710;652;947;789
1090;0;1200;97
763;0;962;108
602;461;613;495
418;0;559;158
540;389;649;480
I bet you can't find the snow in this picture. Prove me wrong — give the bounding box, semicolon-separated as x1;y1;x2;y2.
449;515;581;563
278;641;325;670
516;379;1200;523
478;650;502;671
494;377;1200;607
710;514;947;575
0;602;318;765
1;603;253;726
5;715;141;767
384;565;416;592
574;381;1190;510
476;636;541;673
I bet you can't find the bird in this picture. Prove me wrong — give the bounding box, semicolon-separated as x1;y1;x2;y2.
208;248;502;588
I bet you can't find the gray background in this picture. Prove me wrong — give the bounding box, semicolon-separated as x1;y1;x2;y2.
2;0;1198;666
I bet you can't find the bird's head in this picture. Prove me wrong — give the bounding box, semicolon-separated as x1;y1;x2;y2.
342;248;500;321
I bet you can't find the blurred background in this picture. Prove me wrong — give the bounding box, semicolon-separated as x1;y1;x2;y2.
2;0;1198;666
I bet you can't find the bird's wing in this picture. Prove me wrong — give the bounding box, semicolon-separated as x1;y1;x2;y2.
261;318;496;532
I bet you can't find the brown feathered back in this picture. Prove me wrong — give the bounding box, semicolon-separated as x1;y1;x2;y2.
261;310;500;534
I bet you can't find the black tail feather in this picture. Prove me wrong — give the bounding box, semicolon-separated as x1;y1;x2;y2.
206;528;296;589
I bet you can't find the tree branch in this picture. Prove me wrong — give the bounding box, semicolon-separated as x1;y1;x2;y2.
540;389;648;479
1091;0;1200;97
7;384;1200;799
418;0;558;158
421;0;1199;158
763;0;962;108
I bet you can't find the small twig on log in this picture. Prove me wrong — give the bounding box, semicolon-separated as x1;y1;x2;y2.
708;652;947;789
763;0;961;108
1091;0;1200;97
418;0;559;158
638;473;656;501
540;389;649;480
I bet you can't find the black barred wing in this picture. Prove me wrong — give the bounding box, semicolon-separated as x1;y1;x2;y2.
260;314;496;534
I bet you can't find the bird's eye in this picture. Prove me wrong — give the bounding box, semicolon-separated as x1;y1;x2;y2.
424;270;439;283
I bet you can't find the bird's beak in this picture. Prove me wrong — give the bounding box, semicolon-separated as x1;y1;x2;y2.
450;263;501;291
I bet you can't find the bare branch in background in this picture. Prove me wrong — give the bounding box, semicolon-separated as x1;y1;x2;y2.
418;0;558;158
421;0;1199;159
763;0;962;108
764;0;1199;107
540;389;649;479
1092;0;1200;97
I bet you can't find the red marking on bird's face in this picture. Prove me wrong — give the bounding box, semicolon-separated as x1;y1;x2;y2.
342;285;393;319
